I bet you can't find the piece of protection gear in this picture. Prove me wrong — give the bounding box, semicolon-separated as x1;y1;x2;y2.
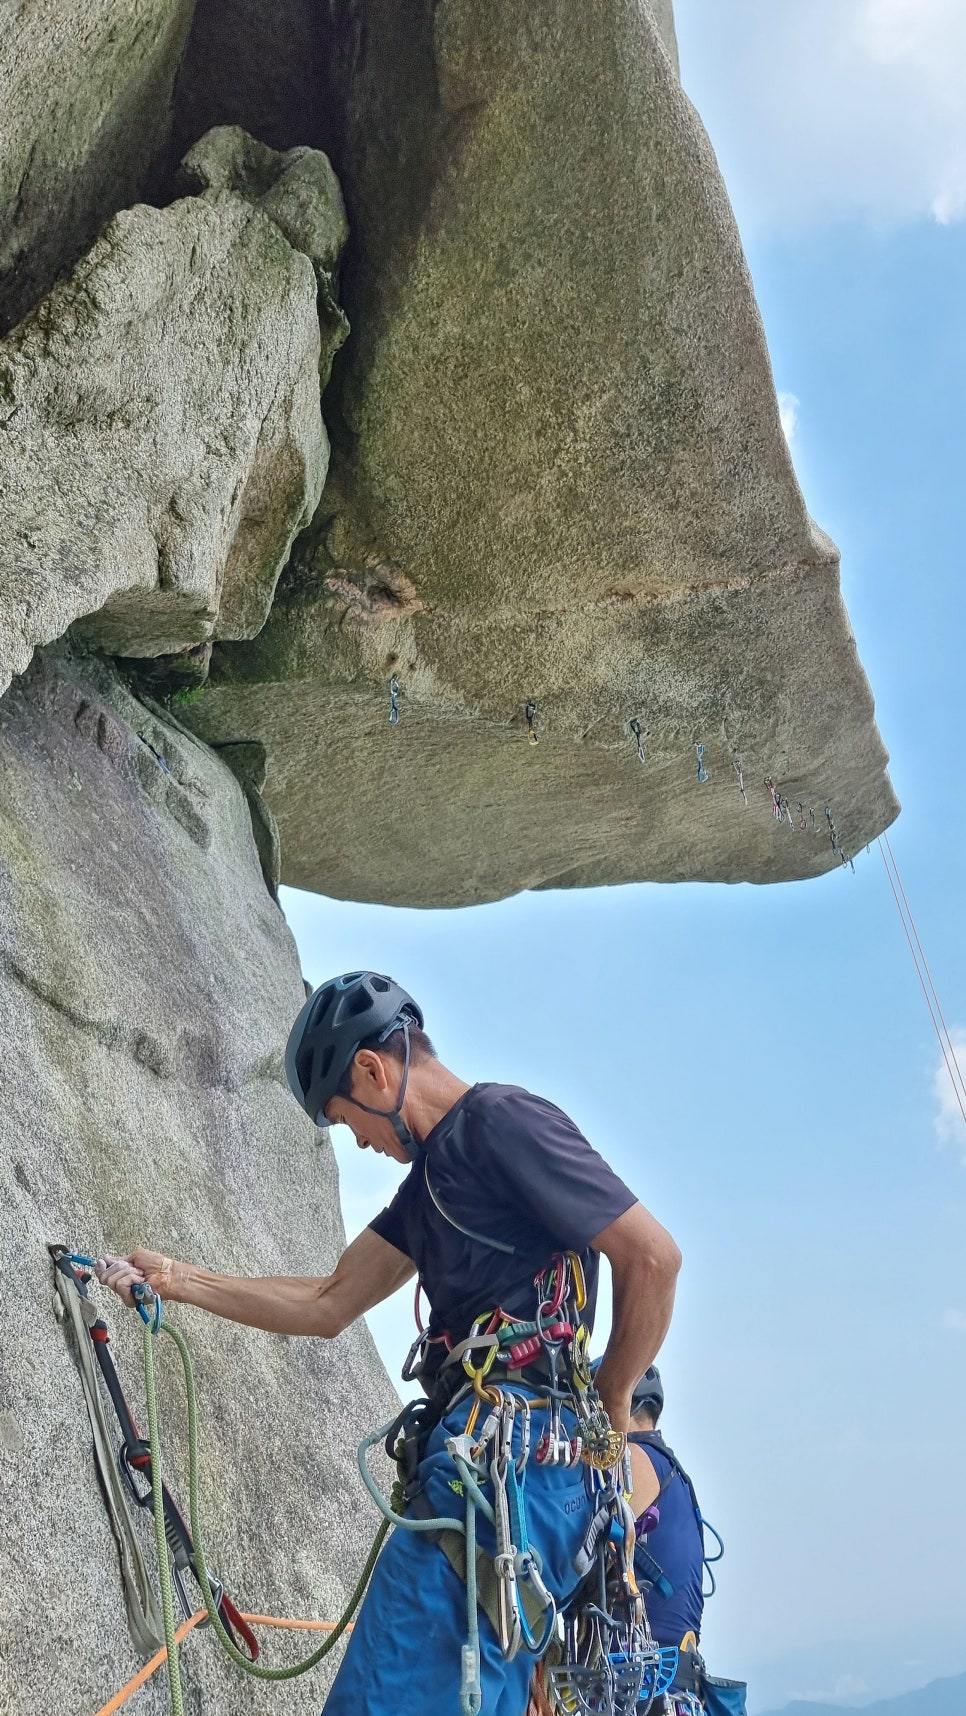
285;972;423;1152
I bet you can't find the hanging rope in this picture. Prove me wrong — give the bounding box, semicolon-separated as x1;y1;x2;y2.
141;1316;389;1707
878;834;966;1132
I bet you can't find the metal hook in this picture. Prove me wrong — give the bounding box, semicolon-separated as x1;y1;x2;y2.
764;777;783;820
525;700;539;746
824;804;839;855
798;802;808;832
388;674;400;725
732;757;747;807
695;743;709;784
630;718;646;765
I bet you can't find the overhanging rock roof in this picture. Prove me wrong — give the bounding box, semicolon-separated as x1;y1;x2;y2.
185;0;898;906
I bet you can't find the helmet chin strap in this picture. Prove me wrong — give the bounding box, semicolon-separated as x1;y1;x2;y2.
344;1018;423;1161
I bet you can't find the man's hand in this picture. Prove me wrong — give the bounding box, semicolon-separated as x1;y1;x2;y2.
591;1201;682;1430
95;1252;185;1305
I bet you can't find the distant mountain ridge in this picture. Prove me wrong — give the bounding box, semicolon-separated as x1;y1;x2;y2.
756;1670;966;1716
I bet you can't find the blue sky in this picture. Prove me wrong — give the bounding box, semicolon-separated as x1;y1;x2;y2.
284;5;966;1709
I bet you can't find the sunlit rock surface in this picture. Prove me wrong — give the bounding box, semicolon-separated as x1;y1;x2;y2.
183;0;897;901
0;141;347;695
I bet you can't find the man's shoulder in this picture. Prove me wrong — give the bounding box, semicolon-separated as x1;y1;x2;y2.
455;1082;586;1139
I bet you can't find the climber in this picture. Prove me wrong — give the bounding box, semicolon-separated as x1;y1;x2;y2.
96;970;682;1716
627;1367;704;1654
628;1366;747;1716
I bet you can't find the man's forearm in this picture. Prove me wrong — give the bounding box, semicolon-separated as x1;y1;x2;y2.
165;1260;340;1336
591;1203;682;1430
593;1259;678;1429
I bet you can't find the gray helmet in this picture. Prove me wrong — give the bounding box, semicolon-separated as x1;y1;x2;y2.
285;971;423;1129
631;1365;664;1419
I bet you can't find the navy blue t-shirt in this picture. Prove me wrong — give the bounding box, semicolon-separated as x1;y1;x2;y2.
368;1083;637;1355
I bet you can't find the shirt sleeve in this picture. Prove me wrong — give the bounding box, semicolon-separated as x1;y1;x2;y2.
368;1177;414;1259
479;1087;638;1249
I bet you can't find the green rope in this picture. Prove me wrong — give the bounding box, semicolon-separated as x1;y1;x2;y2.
143;1320;184;1715
142;1317;390;1699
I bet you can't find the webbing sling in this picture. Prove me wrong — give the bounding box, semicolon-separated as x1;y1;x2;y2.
52;1258;164;1655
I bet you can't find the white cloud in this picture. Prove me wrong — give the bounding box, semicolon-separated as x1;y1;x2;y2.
777;391;800;444
833;1673;869;1699
942;1309;966;1333
933;1027;966;1150
676;0;966;231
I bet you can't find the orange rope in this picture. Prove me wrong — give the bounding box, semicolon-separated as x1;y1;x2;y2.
92;1614;353;1716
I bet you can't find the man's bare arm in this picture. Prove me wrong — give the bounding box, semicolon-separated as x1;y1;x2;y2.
590;1201;682;1431
96;1226;416;1338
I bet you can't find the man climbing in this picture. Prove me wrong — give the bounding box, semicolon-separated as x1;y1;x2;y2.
627;1368;705;1678
628;1367;746;1716
97;971;681;1715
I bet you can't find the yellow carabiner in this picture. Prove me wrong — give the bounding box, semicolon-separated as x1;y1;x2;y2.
566;1250;587;1313
462;1314;498;1381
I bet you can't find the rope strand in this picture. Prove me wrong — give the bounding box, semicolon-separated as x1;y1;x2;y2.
878;837;966;1132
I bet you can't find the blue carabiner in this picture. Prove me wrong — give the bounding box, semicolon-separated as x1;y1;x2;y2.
695;743;709;784
132;1282;163;1334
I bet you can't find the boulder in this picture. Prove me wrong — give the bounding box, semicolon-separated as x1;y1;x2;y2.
183;0;897;902
0;140;347;696
0;0;195;333
0;644;398;1715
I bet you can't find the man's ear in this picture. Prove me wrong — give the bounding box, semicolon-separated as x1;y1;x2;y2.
353;1048;391;1092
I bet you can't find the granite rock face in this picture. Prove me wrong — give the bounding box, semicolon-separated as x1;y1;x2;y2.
183;0;897;902
0;647;399;1716
0;0;195;333
0;149;345;696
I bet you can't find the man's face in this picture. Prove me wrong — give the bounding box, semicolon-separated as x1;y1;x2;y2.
323;1052;411;1163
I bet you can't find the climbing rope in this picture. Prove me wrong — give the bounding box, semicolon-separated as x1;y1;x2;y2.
879;832;966;1133
93;1613;357;1716
140;1314;389;1706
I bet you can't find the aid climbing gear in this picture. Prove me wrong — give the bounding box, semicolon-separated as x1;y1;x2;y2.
50;1247;163;1656
50;1246;391;1716
50;1247;258;1659
394;1250;677;1716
